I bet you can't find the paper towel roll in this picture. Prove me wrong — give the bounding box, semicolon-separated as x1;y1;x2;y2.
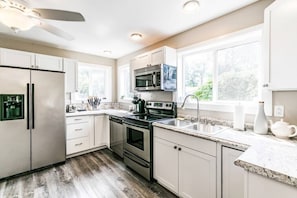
233;104;245;130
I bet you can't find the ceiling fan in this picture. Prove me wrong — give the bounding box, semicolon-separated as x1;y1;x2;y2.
0;0;85;40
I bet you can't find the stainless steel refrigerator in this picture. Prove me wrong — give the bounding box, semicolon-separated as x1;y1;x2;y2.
0;65;66;179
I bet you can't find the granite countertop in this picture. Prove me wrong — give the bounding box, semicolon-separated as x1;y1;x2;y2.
66;109;132;117
153;121;297;188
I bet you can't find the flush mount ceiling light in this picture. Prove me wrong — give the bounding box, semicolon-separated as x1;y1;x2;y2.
130;33;143;41
183;0;200;12
103;50;112;55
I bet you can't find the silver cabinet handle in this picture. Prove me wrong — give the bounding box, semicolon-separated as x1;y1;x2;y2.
74;119;82;121
74;128;83;131
75;143;83;146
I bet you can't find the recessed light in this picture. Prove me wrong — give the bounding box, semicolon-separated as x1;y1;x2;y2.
130;33;143;40
183;0;200;12
103;50;112;55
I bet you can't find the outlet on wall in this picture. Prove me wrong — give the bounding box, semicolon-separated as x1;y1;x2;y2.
274;105;284;117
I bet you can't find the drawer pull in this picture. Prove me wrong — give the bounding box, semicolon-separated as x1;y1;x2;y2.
74;119;82;121
74;128;83;131
75;143;83;146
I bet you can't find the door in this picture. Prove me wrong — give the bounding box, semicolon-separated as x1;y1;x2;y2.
0;67;31;178
31;70;66;169
64;58;78;93
35;54;63;71
95;115;108;147
0;48;35;68
179;146;216;198
153;137;179;195
222;146;244;198
109;117;124;158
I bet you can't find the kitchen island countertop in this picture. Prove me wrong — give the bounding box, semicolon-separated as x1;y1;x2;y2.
153;121;297;188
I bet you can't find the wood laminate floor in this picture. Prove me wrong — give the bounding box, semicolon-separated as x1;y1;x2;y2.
0;149;177;198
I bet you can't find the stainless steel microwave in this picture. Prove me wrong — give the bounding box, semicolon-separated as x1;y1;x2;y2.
134;64;177;91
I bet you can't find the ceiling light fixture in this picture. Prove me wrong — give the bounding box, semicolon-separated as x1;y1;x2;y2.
130;33;143;40
103;50;112;55
183;0;200;12
0;4;39;32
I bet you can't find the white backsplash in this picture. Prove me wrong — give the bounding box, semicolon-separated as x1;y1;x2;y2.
136;91;173;102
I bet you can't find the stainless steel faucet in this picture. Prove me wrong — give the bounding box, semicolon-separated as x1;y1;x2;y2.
181;94;199;122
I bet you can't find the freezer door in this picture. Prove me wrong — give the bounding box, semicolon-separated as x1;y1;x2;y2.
31;70;66;169
0;67;31;179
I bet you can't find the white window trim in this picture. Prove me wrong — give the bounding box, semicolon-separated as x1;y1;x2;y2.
75;62;112;103
174;24;272;116
117;64;133;103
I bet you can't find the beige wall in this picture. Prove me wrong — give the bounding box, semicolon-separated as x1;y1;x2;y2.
0;35;117;101
118;0;297;125
117;0;275;65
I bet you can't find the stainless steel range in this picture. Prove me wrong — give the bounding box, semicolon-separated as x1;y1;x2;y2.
123;101;177;181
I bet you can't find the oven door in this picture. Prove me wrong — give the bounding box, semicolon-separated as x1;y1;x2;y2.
135;72;155;91
123;123;150;162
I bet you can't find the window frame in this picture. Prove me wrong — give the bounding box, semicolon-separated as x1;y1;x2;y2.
117;64;133;102
75;62;112;102
174;25;272;115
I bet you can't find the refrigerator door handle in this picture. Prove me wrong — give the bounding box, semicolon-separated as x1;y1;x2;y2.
32;83;35;129
27;83;30;130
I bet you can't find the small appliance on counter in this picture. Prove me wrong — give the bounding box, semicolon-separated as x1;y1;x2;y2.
132;95;145;114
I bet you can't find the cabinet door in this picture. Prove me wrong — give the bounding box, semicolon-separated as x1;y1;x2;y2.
264;0;297;90
245;172;297;198
150;48;164;66
154;137;179;195
222;147;244;198
0;48;34;68
179;146;216;198
94;115;109;147
64;58;78;93
35;54;63;71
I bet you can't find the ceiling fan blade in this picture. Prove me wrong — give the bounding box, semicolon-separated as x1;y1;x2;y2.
38;21;74;41
34;9;85;21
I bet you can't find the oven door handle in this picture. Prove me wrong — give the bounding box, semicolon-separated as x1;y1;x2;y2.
152;72;156;87
124;151;150;168
123;122;150;131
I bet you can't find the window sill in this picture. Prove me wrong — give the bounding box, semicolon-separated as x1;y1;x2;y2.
177;101;265;116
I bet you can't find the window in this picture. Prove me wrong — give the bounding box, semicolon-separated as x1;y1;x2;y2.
77;62;112;101
177;26;263;112
118;64;133;101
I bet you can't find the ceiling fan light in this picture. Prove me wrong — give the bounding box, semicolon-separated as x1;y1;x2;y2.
183;0;200;12
0;7;38;31
130;33;142;41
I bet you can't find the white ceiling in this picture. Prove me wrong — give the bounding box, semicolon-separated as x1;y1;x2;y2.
0;0;259;59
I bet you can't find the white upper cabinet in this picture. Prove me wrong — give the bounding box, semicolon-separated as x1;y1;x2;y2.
263;0;297;90
0;48;64;72
130;46;176;91
64;58;78;93
0;48;35;68
35;54;63;72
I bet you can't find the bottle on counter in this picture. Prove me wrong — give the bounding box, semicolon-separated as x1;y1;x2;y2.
253;101;268;135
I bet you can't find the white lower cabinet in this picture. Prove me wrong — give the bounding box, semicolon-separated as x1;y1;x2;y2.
222;146;244;198
94;115;110;148
245;172;297;198
154;127;216;198
66;116;93;155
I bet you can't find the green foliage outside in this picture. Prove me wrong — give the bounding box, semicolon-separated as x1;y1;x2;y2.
193;80;213;101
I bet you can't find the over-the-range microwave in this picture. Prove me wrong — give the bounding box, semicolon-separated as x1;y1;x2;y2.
134;64;177;91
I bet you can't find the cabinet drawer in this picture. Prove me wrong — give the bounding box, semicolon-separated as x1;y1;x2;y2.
66;137;90;155
154;127;217;156
67;116;90;124
67;122;89;140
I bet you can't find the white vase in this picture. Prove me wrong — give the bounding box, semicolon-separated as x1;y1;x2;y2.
253;101;268;135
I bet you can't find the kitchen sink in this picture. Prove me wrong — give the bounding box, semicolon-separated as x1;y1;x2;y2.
158;118;193;127
157;118;226;135
185;123;226;134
